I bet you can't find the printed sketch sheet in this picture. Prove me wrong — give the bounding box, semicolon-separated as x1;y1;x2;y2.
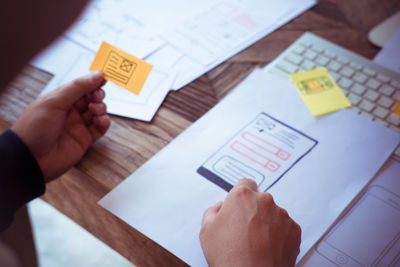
99;70;400;266
32;0;316;120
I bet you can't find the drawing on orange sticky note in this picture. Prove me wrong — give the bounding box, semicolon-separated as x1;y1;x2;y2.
103;51;137;85
197;113;318;192
90;42;153;95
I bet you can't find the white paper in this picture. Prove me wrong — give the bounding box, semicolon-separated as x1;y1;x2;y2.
65;0;166;58
99;70;400;266
38;39;175;122
32;0;317;117
198;112;317;192
374;29;400;74
303;160;400;267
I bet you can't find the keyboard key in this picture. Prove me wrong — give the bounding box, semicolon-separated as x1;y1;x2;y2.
360;111;374;120
364;89;380;102
300;42;311;48
387;113;400;126
376;74;390;83
304;50;318;60
285;53;303;65
391;80;400;89
365;78;381;90
350;83;367;95
363;68;376;77
393;91;400;101
292;46;305;55
339;66;355;78
329;71;341;81
336;56;349;65
373;106;389;119
359;100;375;112
315;55;329;66
347;93;361;105
268;68;290;80
374;118;389;127
338;77;353;89
350;106;361;114
277;60;298;74
353;73;368;84
349;62;362;71
323;50;336;59
327;61;341;72
379;84;395;96
377;96;395;109
394;145;400;157
301;60;316;70
311;45;323;53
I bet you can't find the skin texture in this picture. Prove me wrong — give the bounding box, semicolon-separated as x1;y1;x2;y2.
200;179;301;267
2;1;302;264
11;71;110;182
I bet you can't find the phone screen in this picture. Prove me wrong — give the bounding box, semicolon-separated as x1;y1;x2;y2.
317;186;400;266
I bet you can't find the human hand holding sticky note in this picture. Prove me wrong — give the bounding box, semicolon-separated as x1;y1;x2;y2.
90;42;153;95
291;67;351;116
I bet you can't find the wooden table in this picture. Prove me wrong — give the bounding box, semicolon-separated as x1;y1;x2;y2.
1;0;399;266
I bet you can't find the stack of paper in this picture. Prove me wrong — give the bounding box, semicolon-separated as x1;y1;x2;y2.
33;0;316;121
98;69;400;265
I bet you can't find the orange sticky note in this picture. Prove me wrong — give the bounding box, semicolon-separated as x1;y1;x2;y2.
394;100;400;117
90;42;153;95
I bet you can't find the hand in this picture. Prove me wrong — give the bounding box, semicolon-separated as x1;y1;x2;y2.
200;179;301;267
11;71;111;183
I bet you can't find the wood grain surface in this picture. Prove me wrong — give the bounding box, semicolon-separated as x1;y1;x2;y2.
1;0;399;266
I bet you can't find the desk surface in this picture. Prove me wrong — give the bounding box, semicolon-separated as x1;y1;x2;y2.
1;0;399;266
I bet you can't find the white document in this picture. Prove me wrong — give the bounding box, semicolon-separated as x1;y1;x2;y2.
32;0;316;118
303;160;400;267
374;29;400;74
98;70;400;266
198;112;317;192
37;39;175;122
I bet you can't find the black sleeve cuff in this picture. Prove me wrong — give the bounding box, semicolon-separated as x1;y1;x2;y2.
0;129;45;232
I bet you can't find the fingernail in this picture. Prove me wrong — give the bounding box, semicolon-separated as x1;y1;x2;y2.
91;71;104;83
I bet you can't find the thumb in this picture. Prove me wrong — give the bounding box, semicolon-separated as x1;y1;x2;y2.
202;202;223;227
53;71;105;109
235;178;258;192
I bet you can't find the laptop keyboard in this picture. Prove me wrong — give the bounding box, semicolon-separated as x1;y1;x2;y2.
263;32;400;160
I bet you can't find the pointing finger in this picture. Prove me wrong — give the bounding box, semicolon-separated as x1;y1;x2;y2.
234;179;258;192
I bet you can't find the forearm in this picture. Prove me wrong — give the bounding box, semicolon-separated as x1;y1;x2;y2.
0;129;45;232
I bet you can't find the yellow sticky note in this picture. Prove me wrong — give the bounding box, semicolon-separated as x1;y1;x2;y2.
90;42;153;95
291;67;351;116
394;100;400;117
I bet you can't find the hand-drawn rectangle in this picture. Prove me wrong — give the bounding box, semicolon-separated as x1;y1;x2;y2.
197;112;317;192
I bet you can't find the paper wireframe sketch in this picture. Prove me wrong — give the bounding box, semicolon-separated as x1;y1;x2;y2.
33;0;317;96
98;70;400;266
197;112;317;192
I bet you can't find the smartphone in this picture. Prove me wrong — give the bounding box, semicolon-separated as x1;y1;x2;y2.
317;186;400;266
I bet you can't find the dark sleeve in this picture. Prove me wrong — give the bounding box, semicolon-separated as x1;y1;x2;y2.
0;129;45;232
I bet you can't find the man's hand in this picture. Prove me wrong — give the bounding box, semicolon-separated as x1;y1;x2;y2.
11;71;110;183
200;179;301;267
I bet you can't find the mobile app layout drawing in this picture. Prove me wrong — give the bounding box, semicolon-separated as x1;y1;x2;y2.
197;112;318;192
